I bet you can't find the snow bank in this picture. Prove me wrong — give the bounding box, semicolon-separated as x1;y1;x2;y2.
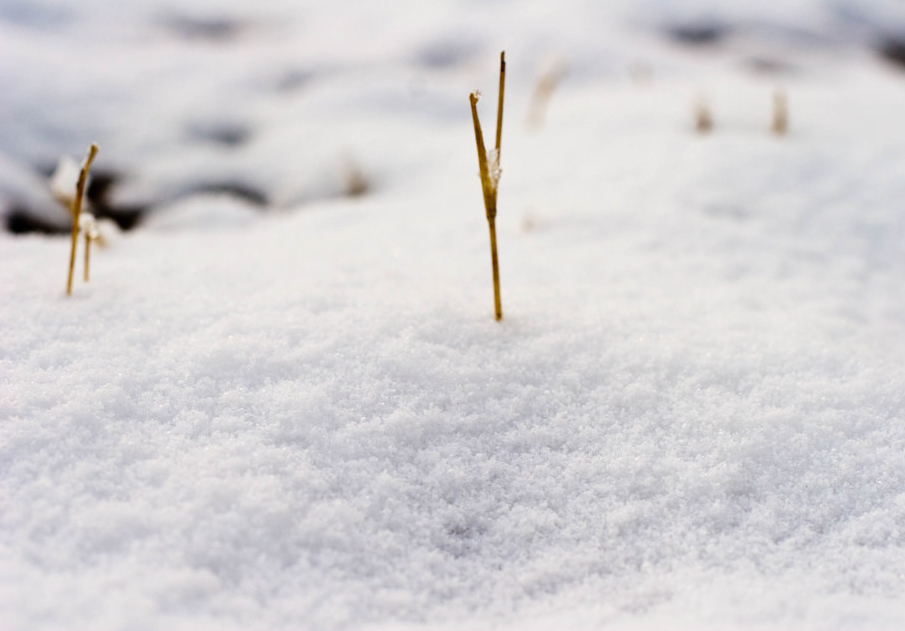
2;0;905;629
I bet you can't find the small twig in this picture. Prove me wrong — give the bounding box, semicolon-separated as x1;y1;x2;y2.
469;94;494;217
495;51;506;157
695;99;713;134
66;143;98;296
82;213;100;282
343;157;370;197
772;88;788;136
527;58;565;129
83;231;91;282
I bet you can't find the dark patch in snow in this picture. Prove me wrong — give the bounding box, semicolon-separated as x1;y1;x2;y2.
668;23;728;46
187;123;251;147
0;1;71;27
742;56;798;75
161;14;246;42
34;162;56;179
438;521;486;559
701;203;751;222
4;207;69;235
416;40;476;68
275;70;313;92
86;171;117;205
879;39;905;69
87;172;147;231
96;205;146;231
188;183;269;207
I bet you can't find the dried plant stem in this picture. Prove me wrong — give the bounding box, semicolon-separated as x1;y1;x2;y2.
470;94;495;217
469;52;506;321
695;100;713;134
772;88;788;136
495;52;506;157
487;219;502;319
66;143;98;296
83;232;91;282
527;60;565;129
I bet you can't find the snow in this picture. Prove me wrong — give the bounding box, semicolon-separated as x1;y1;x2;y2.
3;0;905;629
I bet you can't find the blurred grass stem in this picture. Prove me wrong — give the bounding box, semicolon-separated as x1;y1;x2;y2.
66;143;98;296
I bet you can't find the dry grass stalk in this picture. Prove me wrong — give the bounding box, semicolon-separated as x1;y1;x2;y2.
772;88;788;136
695;99;713;134
83;231;91;282
82;214;99;282
66;143;98;296
343;157;370;197
527;59;565;129
469;51;506;321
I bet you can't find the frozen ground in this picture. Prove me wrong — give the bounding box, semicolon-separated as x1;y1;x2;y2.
3;1;905;630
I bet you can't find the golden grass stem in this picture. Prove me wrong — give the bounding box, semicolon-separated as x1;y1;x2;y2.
527;59;565;129
469;52;506;321
83;232;91;282
495;51;506;157
469;93;495;218
695;100;712;134
772;88;788;136
488;218;502;320
66;143;98;296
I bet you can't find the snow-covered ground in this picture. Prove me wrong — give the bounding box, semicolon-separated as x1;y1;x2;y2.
3;1;905;629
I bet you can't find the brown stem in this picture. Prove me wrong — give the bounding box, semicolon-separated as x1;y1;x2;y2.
495;51;506;157
469;93;495;219
66;143;98;296
772;89;787;136
469;53;506;321
527;60;564;130
488;218;502;321
66;211;80;295
83;232;91;282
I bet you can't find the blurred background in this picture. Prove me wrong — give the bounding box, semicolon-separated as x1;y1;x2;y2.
2;0;905;234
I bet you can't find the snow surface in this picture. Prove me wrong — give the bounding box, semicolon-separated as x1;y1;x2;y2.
3;1;905;629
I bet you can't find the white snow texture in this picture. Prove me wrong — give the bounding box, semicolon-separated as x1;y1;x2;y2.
2;0;905;629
